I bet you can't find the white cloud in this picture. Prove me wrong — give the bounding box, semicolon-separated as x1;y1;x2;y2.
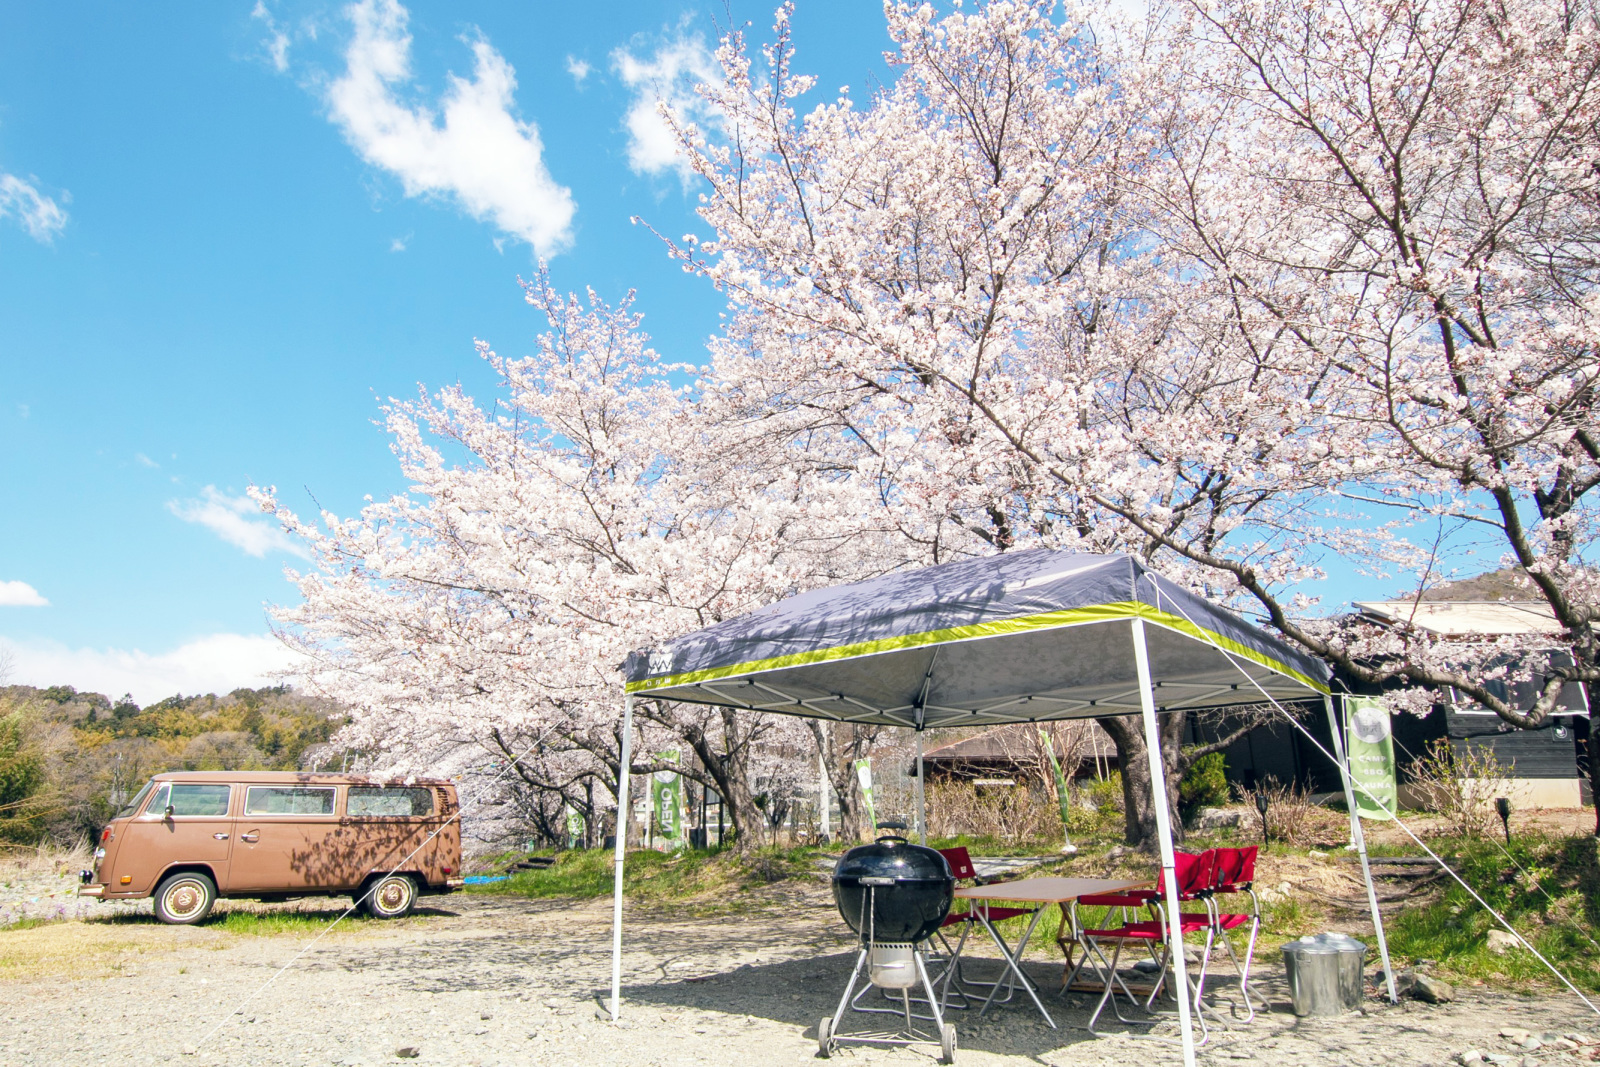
326;0;575;254
0;581;48;608
389;234;408;252
1;633;301;705
252;1;291;72
134;452;159;468
611;32;719;181
168;486;311;560
0;173;67;242
565;55;591;84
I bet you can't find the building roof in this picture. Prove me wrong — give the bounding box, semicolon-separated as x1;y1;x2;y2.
1353;600;1564;637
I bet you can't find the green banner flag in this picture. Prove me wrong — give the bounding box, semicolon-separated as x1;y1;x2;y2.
854;757;877;831
565;805;584;849
652;750;686;849
1040;728;1072;829
1346;697;1398;820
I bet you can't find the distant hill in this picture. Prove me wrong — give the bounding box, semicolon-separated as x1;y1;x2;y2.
1410;566;1538;602
0;684;345;846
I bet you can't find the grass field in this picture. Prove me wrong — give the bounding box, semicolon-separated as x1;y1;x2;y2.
469;821;1600;995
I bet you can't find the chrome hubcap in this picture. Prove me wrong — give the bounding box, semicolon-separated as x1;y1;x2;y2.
378;882;406;909
167;883;202;916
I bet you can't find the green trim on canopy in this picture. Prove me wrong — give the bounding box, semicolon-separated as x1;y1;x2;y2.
623;551;1333;726
627;599;1330;698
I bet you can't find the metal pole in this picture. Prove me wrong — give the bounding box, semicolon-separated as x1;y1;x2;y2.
915;729;927;846
609;694;634;1022
1131;619;1196;1067
1325;694;1398;1003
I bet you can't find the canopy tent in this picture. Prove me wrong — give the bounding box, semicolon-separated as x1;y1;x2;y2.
613;550;1386;1064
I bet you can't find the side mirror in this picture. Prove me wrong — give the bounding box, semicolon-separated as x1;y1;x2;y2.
164;804;175;818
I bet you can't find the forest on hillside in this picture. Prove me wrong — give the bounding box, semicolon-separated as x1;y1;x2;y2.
0;684;344;847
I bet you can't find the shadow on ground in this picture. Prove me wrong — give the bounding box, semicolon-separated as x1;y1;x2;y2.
615;946;1270;1059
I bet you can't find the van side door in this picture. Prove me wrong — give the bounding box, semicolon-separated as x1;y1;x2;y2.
231;784;340;890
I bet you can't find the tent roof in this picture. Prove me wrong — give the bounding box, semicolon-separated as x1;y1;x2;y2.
624;550;1331;729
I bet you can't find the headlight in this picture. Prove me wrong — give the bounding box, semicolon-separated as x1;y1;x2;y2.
94;847;106;861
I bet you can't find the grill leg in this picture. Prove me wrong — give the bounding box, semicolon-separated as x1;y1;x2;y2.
830;947;868;1037
915;947;949;1032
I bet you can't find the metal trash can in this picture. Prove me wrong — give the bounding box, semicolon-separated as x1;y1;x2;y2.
1282;933;1368;1016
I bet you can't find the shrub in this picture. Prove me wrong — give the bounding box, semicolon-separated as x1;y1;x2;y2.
0;712;44;844
1237;776;1344;847
1179;752;1229;823
925;780;1059;842
1405;738;1515;838
1083;771;1124;814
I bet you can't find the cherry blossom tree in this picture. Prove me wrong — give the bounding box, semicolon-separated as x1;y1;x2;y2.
257;272;864;847
659;0;1600;842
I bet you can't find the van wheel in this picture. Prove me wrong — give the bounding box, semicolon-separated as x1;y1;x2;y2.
154;872;216;925
360;874;416;919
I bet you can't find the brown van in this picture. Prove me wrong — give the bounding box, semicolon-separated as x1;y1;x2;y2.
78;771;463;924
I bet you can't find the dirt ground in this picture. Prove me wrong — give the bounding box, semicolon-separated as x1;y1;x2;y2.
3;875;1600;1067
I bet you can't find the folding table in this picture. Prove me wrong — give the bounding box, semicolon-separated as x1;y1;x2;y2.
950;876;1153;1029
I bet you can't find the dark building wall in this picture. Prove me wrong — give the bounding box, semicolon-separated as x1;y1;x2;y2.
1444;710;1587;779
1185;702;1345;795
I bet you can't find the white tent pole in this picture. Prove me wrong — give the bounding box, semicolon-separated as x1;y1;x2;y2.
609;693;634;1023
915;729;927;846
1325;694;1398;1003
1131;618;1197;1067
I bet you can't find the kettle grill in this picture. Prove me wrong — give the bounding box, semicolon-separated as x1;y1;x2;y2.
820;836;957;1063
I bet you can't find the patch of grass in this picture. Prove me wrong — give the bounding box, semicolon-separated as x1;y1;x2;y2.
0;919;201;981
0;916;50;933
1386;832;1600;992
205;907;375;936
471;844;825;909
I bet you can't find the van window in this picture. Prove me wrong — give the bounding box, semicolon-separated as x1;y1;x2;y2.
119;779;156;818
244;786;335;816
168;784;231;817
145;783;170;815
347;787;434;817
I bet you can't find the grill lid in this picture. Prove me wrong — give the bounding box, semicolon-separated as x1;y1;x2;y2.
832;836;954;943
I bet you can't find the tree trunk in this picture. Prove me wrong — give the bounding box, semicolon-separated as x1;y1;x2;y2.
810;721;878;842
1096;711;1187;851
1589;714;1599;838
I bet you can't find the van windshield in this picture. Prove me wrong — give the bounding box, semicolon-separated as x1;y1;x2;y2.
117;780;156;819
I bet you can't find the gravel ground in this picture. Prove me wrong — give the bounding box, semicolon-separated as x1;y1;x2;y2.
0;852;145;927
3;872;1600;1067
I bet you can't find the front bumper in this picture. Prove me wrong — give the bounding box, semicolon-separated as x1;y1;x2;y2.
78;884;105;899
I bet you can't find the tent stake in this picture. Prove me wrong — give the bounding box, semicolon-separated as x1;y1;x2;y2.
1131;619;1197;1067
1325;694;1398;1003
610;693;634;1022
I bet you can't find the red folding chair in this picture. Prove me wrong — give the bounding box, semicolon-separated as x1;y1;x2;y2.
1059;849;1212;990
929;846;1039;1012
1067;850;1217;1042
1192;846;1264;1021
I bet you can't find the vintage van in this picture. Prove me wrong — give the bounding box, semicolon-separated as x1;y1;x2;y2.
78;771;463;925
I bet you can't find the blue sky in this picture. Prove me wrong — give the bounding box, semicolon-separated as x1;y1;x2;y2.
0;0;1460;704
0;0;893;702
